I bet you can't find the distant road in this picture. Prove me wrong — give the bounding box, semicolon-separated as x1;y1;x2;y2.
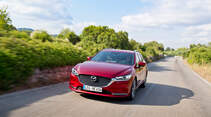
0;57;211;117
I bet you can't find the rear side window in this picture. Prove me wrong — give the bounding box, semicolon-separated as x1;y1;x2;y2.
138;53;145;62
137;53;142;62
135;52;140;65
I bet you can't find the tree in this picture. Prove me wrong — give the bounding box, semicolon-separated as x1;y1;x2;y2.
117;31;130;49
68;32;80;44
57;28;80;44
80;25;110;43
80;25;132;49
166;47;174;51
57;28;71;39
144;41;164;56
166;47;171;51
0;7;15;31
9;30;29;38
175;48;189;58
129;39;140;50
31;30;52;42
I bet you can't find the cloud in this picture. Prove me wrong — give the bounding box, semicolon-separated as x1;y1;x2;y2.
182;23;211;44
121;0;211;28
0;0;72;33
115;0;211;48
0;0;210;48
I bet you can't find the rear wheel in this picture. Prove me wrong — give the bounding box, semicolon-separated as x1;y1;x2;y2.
128;79;136;100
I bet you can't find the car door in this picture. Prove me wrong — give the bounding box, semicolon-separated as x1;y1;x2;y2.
138;53;147;81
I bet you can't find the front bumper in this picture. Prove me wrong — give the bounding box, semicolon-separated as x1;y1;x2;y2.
69;73;133;97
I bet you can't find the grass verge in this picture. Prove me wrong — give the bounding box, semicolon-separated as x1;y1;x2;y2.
184;60;211;83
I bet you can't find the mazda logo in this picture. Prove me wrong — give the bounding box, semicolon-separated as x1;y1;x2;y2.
91;76;97;82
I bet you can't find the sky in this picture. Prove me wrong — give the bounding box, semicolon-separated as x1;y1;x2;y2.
0;0;211;48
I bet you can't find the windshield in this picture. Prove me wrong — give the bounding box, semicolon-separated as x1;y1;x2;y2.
91;51;134;65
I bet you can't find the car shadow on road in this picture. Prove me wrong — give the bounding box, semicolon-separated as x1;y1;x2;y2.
148;62;174;72
147;57;176;72
81;83;194;106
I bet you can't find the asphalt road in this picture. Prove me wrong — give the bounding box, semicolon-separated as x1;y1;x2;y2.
0;57;211;117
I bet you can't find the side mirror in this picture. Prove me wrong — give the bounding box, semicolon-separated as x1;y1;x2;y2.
138;61;146;67
87;56;92;61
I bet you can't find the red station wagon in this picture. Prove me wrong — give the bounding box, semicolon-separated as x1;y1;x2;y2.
69;49;148;100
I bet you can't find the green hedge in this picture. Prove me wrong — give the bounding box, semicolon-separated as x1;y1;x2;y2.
174;44;211;65
187;47;211;65
0;37;88;90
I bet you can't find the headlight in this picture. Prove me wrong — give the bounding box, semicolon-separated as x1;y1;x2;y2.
112;74;132;81
72;68;79;76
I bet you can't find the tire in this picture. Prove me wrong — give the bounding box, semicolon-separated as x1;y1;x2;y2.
128;79;136;100
140;74;147;88
140;80;146;88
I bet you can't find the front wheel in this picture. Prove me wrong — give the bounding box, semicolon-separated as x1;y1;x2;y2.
128;80;136;100
140;74;147;88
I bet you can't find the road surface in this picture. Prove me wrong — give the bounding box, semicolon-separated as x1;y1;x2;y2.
0;57;211;117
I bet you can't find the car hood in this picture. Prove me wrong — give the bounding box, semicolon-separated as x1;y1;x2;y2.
75;61;132;78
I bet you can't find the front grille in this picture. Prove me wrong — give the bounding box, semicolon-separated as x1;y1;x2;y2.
78;74;111;87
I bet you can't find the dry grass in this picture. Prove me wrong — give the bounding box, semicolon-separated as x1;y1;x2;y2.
184;60;211;83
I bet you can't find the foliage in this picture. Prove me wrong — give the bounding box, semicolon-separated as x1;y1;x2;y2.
117;31;131;50
0;38;88;90
78;25;164;62
31;30;53;42
142;41;164;61
0;8;15;31
9;30;30;38
0;29;9;37
187;46;211;64
80;25;110;43
166;47;174;51
57;28;80;44
78;26;119;54
67;32;80;44
174;44;211;65
77;38;107;55
129;39;140;50
57;28;71;39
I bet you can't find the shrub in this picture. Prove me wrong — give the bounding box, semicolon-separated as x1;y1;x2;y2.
187;47;211;64
175;44;211;65
57;28;81;44
9;30;29;38
31;30;53;42
0;37;88;90
0;29;8;37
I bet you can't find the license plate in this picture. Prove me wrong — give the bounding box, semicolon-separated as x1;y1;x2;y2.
83;85;102;92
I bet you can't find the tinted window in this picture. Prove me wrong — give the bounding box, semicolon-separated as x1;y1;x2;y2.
91;51;134;65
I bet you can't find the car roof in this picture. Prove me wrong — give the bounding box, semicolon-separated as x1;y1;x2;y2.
102;48;135;54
